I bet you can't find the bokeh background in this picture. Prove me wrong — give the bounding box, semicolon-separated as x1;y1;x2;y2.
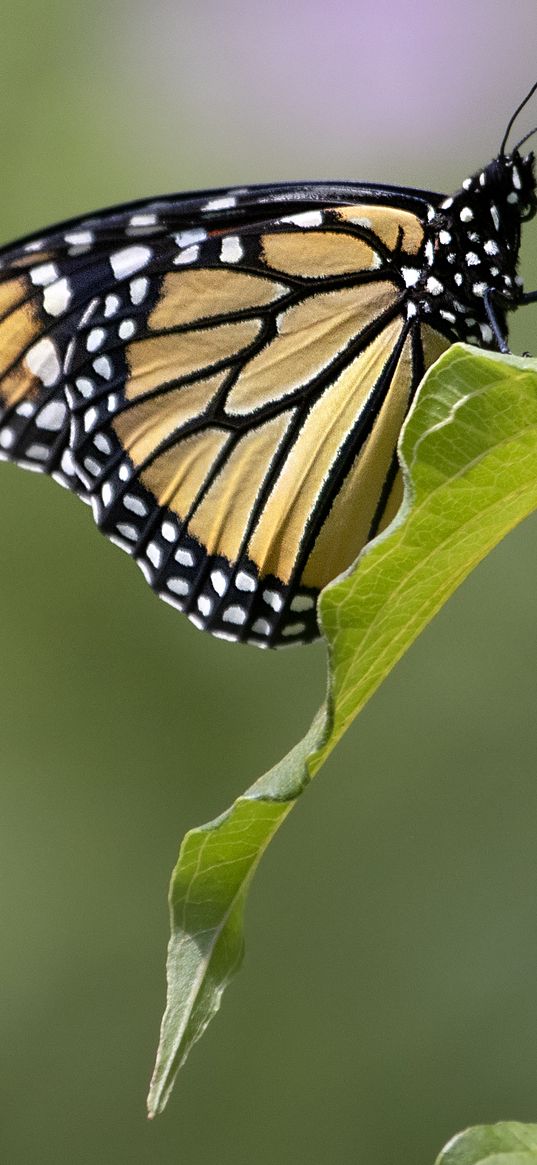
1;2;537;1162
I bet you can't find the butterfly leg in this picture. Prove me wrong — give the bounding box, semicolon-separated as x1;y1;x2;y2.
516;290;537;357
483;289;510;353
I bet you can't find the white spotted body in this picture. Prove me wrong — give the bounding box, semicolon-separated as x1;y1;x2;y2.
412;150;536;347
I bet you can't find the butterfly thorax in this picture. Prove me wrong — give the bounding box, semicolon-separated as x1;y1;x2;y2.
409;149;537;348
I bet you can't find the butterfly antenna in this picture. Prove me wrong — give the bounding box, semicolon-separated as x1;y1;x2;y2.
500;80;537;155
513;124;537;153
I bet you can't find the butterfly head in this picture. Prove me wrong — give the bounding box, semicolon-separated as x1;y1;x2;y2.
496;77;537;222
481;148;537;225
450;148;536;243
424;83;537;332
423;148;535;328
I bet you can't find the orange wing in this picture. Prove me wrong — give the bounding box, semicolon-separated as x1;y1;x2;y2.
0;189;449;646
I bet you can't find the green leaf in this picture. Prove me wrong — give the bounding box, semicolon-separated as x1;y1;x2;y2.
436;1121;537;1164
147;711;327;1118
147;344;537;1116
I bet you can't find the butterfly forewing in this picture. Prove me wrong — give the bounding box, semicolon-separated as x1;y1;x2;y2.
0;182;445;646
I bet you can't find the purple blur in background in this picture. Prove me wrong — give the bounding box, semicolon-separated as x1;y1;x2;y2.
118;0;537;185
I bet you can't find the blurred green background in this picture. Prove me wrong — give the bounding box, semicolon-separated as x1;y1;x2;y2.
1;3;537;1162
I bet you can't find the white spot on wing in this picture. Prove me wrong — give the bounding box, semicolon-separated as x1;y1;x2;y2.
84;406;98;432
26;443;49;461
220;235;243;263
124;494;148;516
25;338;61;386
223;604;247;625
236;570;256;592
87;328;105;352
116;523;138;541
203;196;237;211
128;212;157;228
174;228;208;247
94;433;111;453
61;449;76;475
118;319;136;340
426;276;443;295
161;521;177;542
130;277;148;305
101;481;113;507
290;594;315;612
36;400;67;431
175;547;195;567
263;588;283;612
402;267;420;287
146;541;162;568
282;622;306;637
252;617;271;636
75;377;94;398
93;355;113;380
282;211;323;228
65;230;94;247
110;245;152;280
64;339;75;375
174;245;199;265
104;294;120;317
43;277;72;317
30;262;58;287
167;577;189;596
210;569;228;596
80;298;98;327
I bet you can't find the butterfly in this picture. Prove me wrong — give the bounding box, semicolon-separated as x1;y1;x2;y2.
1;85;536;648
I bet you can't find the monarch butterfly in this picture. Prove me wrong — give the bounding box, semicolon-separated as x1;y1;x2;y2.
1;86;536;648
